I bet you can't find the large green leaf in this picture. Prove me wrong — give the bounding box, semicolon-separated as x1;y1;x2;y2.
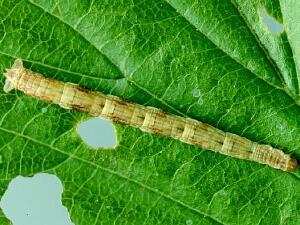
0;0;299;224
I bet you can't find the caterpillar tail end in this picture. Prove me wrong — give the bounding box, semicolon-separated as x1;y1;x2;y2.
3;59;24;93
284;157;298;172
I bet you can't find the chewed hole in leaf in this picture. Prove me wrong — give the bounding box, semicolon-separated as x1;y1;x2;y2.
77;117;117;148
0;173;74;225
259;8;284;35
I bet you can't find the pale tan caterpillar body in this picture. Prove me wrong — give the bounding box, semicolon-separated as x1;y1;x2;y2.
3;59;298;172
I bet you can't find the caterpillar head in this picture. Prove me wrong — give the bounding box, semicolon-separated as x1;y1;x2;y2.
283;156;298;172
3;59;24;93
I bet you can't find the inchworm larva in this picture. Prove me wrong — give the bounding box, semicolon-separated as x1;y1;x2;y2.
3;59;298;172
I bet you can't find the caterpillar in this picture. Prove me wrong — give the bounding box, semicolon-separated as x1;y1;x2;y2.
3;59;298;172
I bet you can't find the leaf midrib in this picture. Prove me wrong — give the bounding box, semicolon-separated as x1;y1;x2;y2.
229;0;290;90
166;0;298;98
164;0;286;90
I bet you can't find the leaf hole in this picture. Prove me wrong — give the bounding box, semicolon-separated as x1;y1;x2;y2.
259;8;284;35
0;173;74;225
77;117;117;148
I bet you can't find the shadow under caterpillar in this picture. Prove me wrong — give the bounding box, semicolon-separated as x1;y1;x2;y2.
3;59;298;172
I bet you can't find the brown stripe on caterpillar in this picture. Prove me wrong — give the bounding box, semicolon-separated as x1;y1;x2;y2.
3;59;298;172
76;85;92;94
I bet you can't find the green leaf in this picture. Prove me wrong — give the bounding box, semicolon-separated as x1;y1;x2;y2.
0;0;299;224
